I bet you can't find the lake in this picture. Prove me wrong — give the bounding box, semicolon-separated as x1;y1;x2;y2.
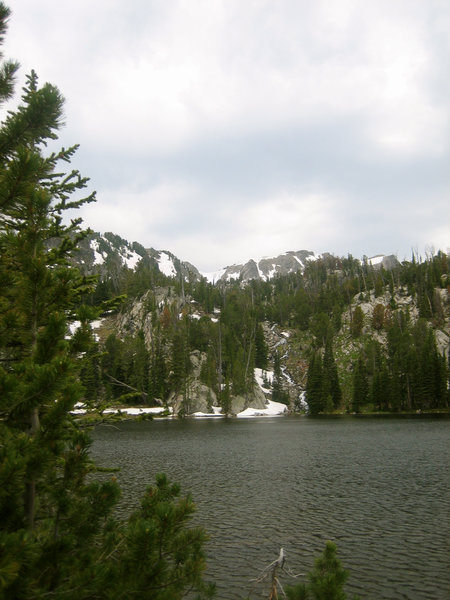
91;415;449;599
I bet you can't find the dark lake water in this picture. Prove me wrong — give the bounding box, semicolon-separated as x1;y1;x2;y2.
91;416;449;599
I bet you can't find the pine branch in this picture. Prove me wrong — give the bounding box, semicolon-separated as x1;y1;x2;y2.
102;373;149;404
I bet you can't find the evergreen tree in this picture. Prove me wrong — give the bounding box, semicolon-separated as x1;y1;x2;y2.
101;333;126;400
305;352;324;415
129;330;149;402
322;337;342;409
149;333;168;403
286;541;356;600
294;288;312;330
255;322;268;369
231;346;247;396
200;345;219;397
221;375;232;415
0;6;211;598
352;356;368;413
311;312;331;347
307;541;350;600
331;303;343;334
370;358;390;411
372;303;385;330
350;306;364;338
79;344;102;403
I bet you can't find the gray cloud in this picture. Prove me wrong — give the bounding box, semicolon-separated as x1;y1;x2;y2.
4;0;449;271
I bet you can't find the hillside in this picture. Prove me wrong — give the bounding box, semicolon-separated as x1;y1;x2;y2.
71;234;449;417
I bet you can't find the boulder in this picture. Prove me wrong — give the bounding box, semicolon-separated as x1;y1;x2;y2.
170;381;217;415
230;383;267;415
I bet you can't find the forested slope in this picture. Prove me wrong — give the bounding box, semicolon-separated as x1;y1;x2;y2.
78;247;449;415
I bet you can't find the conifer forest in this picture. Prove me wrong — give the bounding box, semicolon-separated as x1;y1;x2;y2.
80;245;449;417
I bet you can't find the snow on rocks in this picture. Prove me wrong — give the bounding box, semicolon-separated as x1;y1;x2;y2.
368;255;384;266
191;406;223;418
103;407;171;415
236;400;288;418
203;268;227;283
71;405;172;416
158;252;177;277
91;240;105;265
254;368;273;392
121;247;141;269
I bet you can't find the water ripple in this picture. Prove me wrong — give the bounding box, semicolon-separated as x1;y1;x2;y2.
92;417;450;600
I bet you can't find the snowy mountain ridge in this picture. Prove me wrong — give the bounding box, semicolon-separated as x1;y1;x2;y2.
74;231;398;284
203;250;318;283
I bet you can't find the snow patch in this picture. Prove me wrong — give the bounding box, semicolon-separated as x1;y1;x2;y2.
103;407;171;415
91;240;105;265
71;406;172;416
203;268;226;283
225;269;241;282
266;266;277;279
67;320;81;336
236;400;288;418
254;368;274;392
368;255;384;266
281;366;293;384
121;247;141;269
297;391;308;410
191;406;223;418
158;252;177;277
256;262;265;280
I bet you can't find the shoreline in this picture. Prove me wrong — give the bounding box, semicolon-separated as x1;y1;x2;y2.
73;405;450;424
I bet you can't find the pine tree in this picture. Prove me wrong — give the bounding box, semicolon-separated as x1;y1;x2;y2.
0;6;211;597
350;306;364;338
305;352;324;415
128;330;150;402
286;541;356;600
311;312;331;347
149;333;168;403
221;375;232;415
307;541;350;600
200;345;219;396
372;303;385;330
370;357;391;412
255;322;268;369
231;346;247;396
323;337;342;409
352;356;368;413
101;333;125;400
79;344;103;403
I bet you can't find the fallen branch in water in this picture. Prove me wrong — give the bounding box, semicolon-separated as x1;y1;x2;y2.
250;548;288;599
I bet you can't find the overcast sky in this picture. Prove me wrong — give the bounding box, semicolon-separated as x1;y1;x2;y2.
5;0;450;271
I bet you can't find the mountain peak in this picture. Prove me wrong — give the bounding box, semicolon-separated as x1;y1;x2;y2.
203;250;317;283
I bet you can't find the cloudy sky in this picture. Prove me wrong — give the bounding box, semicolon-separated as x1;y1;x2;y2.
4;0;449;271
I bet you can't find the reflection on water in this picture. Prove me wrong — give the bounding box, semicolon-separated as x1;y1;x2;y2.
91;416;449;599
